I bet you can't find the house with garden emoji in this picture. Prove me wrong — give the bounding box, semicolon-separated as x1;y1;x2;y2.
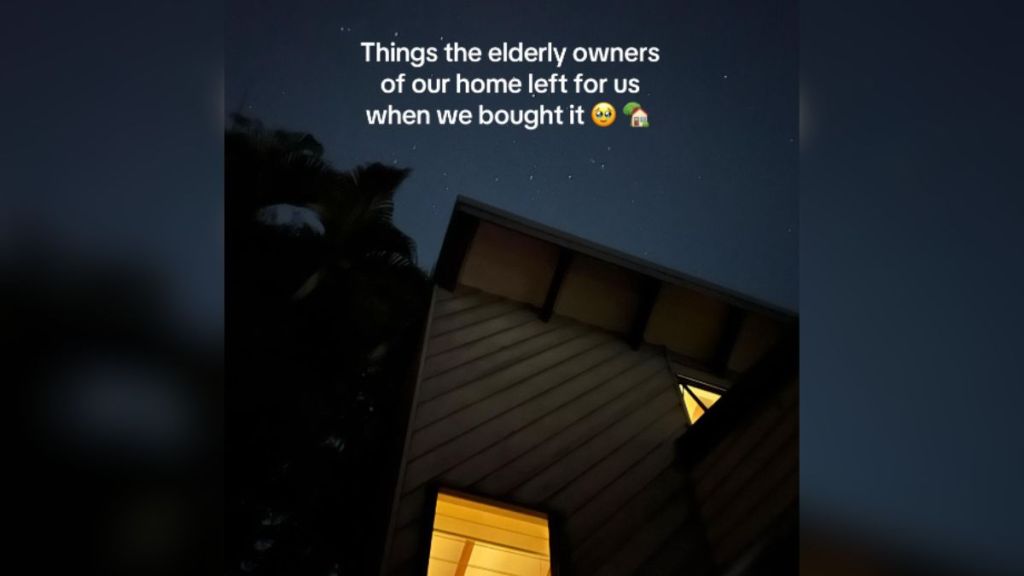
624;101;649;127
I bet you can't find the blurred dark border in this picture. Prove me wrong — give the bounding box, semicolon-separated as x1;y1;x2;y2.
5;1;223;574
801;1;1024;574
5;1;1023;574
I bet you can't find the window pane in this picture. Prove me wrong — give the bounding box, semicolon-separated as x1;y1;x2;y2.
428;491;551;576
690;386;721;410
679;383;721;424
681;385;705;423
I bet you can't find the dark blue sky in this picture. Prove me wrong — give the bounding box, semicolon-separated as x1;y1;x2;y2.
226;0;798;311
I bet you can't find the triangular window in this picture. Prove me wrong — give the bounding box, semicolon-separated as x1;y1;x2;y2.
677;377;724;425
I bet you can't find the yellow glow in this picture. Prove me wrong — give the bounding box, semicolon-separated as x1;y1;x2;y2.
427;491;551;576
679;383;722;425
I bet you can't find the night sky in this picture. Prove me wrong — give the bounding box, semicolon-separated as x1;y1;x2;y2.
226;0;798;311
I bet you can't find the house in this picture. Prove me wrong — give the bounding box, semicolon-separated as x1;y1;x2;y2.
379;197;797;576
630;108;649;127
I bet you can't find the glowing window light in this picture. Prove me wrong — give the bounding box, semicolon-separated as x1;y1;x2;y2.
678;381;722;425
427;491;551;576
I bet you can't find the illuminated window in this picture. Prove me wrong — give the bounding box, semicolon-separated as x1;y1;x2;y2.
427;491;551;576
678;377;723;425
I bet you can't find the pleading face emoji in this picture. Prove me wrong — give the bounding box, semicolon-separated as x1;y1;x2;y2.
590;102;616;127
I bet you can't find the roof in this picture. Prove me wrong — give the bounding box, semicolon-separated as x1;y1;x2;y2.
438;195;796;321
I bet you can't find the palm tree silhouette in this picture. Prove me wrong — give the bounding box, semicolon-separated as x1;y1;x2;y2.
226;115;429;575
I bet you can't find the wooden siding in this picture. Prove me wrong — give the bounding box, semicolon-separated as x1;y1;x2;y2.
690;377;798;569
381;286;711;576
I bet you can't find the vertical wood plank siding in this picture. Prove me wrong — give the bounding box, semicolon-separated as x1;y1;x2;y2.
690;377;798;569
381;286;708;575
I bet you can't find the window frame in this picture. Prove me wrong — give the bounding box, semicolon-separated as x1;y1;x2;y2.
677;374;729;426
418;485;565;576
